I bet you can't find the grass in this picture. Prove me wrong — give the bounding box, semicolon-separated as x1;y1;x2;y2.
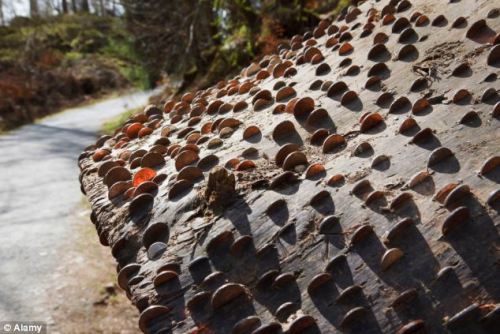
100;106;142;135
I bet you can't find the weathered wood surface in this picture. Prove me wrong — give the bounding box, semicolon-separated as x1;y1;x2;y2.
79;0;500;333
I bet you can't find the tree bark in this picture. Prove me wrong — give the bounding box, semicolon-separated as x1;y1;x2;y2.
30;0;39;17
62;0;68;13
99;0;105;16
0;0;4;25
81;0;90;12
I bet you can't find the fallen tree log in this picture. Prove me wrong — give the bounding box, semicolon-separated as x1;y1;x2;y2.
79;0;500;333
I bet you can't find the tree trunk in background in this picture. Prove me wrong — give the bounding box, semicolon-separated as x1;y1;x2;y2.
71;0;77;12
99;0;105;16
43;0;55;15
81;0;90;12
62;0;68;13
30;0;39;17
121;0;343;89
122;0;217;85
91;0;98;14
0;0;4;26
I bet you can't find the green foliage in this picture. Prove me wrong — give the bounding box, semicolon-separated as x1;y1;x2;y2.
117;64;150;90
100;29;151;89
0;26;25;61
0;13;154;130
102;38;134;60
220;24;254;67
64;51;83;61
0;14;149;88
70;29;107;53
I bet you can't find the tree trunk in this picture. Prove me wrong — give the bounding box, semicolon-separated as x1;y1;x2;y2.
62;0;68;13
30;0;39;17
81;2;500;333
81;0;90;12
71;0;77;12
99;0;105;16
0;0;4;25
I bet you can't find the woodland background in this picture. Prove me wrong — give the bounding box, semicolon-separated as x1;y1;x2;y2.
0;0;350;130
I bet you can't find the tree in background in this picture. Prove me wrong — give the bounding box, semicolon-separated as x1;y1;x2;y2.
2;0;349;89
122;0;217;87
80;0;89;12
15;0;120;17
30;0;39;17
0;0;4;25
61;0;68;13
98;0;105;16
122;0;346;90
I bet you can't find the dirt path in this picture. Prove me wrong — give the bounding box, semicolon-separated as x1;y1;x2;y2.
0;90;156;331
47;203;139;334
